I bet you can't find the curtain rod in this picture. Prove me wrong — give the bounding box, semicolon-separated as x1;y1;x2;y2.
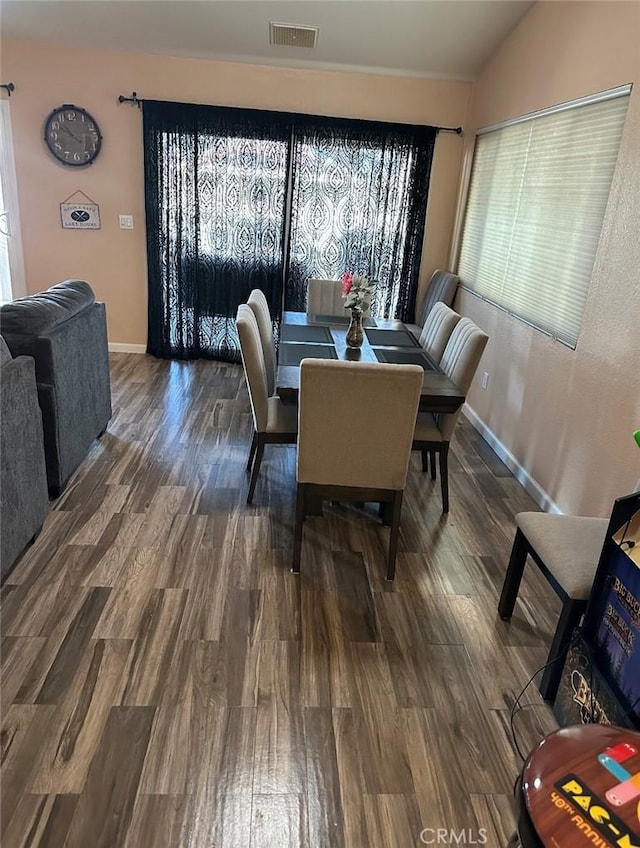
117;92;462;134
1;83;15;97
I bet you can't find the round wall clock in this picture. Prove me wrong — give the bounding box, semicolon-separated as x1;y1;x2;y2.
44;104;102;167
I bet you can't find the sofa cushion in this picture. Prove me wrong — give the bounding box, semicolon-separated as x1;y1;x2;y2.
0;280;95;337
1;351;49;577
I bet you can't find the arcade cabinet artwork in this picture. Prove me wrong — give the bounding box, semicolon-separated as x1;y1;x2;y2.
554;490;640;729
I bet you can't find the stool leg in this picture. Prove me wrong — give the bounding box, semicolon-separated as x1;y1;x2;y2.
539;598;585;701
498;528;529;619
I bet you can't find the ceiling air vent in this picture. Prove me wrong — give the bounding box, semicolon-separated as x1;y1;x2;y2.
269;22;318;49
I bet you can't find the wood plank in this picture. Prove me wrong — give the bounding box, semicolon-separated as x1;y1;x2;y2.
124;795;194;848
62;706;155;848
28;639;132;794
470;793;517;847
119;588;188;706
348;642;414;795
332;708;367;847
362;793;424;848
1;705;56;839
252;640;306;794
304;707;345;848
1;637;46;710
301;590;351;708
35;587;111;705
1;793;78;848
251;794;307;848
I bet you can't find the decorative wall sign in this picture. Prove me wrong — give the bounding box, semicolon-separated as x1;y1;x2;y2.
60;190;100;229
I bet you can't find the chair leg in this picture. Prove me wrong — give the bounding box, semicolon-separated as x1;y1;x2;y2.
421;449;429;473
247;436;265;504
380;501;392;526
498;528;529;620
292;484;306;573
386;491;404;581
539;599;585;702
429;450;437;481
439;443;450;512
246;431;257;473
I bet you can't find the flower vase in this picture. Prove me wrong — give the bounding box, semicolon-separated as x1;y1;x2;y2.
346;307;364;348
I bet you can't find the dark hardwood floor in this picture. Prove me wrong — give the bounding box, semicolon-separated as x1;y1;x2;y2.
1;353;559;847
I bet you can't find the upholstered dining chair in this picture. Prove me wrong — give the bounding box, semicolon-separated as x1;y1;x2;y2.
306;279;371;317
417;269;460;325
247;289;277;397
236;305;297;504
407;269;460;337
292;359;422;580
412;317;488;512
418;301;462;363
499;512;607;701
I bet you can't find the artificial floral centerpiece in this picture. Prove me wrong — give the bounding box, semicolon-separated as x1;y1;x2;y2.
341;271;376;313
341;271;376;348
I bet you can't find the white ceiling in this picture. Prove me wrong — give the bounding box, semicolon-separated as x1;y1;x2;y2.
0;0;535;81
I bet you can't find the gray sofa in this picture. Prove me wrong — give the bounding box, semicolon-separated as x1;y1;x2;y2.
0;280;112;496
0;336;49;579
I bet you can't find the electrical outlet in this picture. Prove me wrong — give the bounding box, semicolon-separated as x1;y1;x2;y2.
481;371;489;389
119;214;134;229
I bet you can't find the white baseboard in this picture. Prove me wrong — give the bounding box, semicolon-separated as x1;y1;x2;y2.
463;404;562;514
108;343;147;354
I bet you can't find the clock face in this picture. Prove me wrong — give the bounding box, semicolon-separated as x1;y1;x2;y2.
44;105;102;166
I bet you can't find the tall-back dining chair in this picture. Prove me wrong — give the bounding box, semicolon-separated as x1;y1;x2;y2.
306;279;371;317
247;289;277;396
413;317;488;512
306;279;346;317
416;269;460;327
236;305;297;504
292;359;422;580
418;301;462;363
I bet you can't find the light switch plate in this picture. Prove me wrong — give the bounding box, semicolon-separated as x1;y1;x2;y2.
119;214;134;229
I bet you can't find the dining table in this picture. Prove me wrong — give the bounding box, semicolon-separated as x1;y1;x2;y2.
276;311;465;414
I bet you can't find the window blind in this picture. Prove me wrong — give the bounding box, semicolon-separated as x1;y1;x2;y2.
457;87;630;347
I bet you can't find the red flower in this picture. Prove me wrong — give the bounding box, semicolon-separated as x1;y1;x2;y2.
341;271;353;295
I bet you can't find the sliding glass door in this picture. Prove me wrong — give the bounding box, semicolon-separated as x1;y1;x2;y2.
144;101;290;360
143;101;435;360
285;117;435;321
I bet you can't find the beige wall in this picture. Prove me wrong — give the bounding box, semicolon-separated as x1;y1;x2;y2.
0;39;470;346
456;1;640;516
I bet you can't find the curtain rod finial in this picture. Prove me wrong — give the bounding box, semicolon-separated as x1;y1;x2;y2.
118;91;141;108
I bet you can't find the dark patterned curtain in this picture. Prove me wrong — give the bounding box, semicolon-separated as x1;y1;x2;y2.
144;101;436;359
284;116;436;322
143;101;291;361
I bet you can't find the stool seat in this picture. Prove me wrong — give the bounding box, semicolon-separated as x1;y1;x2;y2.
498;511;608;702
515;513;608;598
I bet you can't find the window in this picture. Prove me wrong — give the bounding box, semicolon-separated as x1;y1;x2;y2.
457;86;630;347
0;101;25;303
